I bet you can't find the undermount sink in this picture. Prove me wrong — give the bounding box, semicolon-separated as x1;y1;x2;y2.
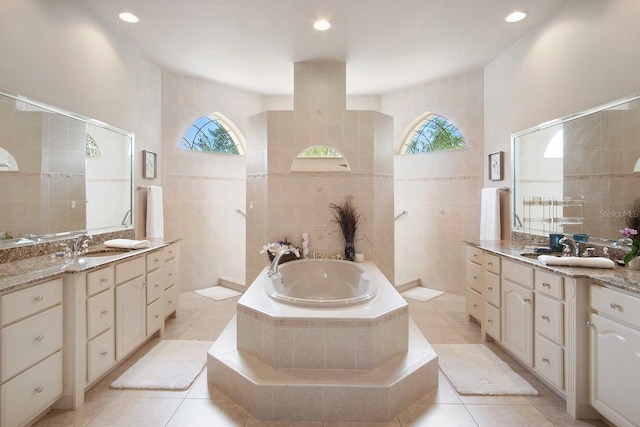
79;248;131;258
520;252;562;258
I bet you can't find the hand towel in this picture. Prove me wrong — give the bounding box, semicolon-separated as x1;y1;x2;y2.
104;239;151;249
146;185;164;239
537;255;615;269
480;188;501;240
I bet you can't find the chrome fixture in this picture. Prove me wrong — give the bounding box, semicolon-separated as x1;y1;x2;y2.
559;236;579;257
268;248;300;278
394;210;408;221
121;209;132;225
73;233;93;255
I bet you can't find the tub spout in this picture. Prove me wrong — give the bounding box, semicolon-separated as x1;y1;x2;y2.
268;248;300;278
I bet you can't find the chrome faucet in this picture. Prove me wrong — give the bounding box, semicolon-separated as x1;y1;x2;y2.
268;248;300;278
559;236;579;257
73;233;93;255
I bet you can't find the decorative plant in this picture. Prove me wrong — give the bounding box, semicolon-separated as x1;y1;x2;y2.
620;227;639;265
330;196;363;261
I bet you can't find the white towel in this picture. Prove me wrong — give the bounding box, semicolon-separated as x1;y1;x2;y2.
537;255;615;269
104;239;151;249
146;185;164;239
480;188;501;240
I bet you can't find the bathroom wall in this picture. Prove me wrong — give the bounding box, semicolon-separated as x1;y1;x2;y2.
161;72;262;291
382;70;484;294
485;0;640;194
0;0;162;239
246;62;394;284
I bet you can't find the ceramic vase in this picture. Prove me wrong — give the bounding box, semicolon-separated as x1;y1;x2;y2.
345;241;355;262
628;256;640;270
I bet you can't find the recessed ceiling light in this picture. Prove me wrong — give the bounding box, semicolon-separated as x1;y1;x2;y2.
313;20;331;31
505;11;527;23
118;12;139;23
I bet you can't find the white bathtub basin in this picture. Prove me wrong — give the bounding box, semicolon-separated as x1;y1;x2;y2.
264;259;378;307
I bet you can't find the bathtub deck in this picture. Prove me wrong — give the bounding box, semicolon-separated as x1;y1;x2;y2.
207;316;438;422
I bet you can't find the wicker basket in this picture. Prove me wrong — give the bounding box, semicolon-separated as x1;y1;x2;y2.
268;249;300;264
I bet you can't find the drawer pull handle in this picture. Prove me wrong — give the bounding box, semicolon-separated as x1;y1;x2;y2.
168;273;173;277
524;297;531;303
542;282;551;288
541;315;550;321
473;276;478;280
101;309;109;315
473;304;478;308
487;319;493;323
35;335;45;343
487;261;493;266
610;302;620;309
541;357;550;364
487;286;493;291
155;314;160;319
155;283;160;288
586;321;594;328
34;295;44;303
473;254;478;258
155;258;160;263
101;277;108;283
35;386;44;393
101;351;108;357
169;300;173;304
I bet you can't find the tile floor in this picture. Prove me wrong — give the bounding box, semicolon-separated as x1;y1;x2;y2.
36;291;609;426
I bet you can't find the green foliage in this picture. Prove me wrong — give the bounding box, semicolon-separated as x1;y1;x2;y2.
404;115;465;154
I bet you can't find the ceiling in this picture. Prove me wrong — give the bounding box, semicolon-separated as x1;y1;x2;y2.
76;0;568;96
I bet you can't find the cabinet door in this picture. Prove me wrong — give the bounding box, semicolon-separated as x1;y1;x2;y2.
502;279;533;366
590;313;640;427
115;276;146;361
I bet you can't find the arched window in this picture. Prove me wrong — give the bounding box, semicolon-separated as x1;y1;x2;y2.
399;114;465;154
179;113;244;155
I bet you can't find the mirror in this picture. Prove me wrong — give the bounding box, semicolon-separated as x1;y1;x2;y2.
0;89;134;245
512;94;640;241
290;145;350;172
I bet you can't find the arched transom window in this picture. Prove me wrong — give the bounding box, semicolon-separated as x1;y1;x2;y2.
179;113;244;155
399;114;465;154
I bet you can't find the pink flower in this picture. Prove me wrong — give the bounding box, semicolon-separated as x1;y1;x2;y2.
620;227;638;239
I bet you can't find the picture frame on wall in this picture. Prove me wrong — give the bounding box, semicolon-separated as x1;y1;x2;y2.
143;150;157;179
489;151;503;181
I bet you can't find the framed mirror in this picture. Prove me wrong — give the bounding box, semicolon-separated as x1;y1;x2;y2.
512;93;640;241
0;89;134;245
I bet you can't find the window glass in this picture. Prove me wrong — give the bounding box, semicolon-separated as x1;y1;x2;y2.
400;114;465;154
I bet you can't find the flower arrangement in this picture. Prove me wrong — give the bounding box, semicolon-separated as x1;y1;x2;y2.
619;227;639;265
329;196;362;261
260;238;299;262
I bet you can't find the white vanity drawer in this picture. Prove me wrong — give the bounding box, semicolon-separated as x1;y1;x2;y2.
146;298;163;336
502;259;533;289
87;329;115;384
87;265;114;297
2;305;63;382
535;270;563;300
535;293;564;344
163;243;179;262
467;288;482;321
535;334;564;390
591;284;640;327
146;268;163;304
164;258;178;289
466;245;483;266
115;256;145;285
165;284;179;317
484;253;501;274
87;288;114;340
146;250;163;272
1;351;62;427
467;261;483;293
484;302;501;341
1;278;62;325
484;271;501;307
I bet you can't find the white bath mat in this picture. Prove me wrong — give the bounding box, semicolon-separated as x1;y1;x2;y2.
111;340;212;390
433;344;538;395
401;287;444;302
195;286;241;301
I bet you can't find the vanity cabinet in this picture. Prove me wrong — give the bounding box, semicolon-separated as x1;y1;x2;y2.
163;243;180;318
589;284;640;427
0;277;64;427
483;254;501;340
501;259;534;366
145;251;164;337
115;256;147;360
465;246;484;324
534;270;565;390
86;265;115;383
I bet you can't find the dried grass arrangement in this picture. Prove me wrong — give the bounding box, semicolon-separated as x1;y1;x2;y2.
330;196;363;260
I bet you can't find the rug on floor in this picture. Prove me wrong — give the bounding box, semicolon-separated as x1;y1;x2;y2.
195;286;242;301
433;344;538;395
111;340;213;390
401;286;444;302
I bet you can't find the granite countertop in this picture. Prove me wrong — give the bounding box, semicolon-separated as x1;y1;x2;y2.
0;238;179;294
467;239;640;296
